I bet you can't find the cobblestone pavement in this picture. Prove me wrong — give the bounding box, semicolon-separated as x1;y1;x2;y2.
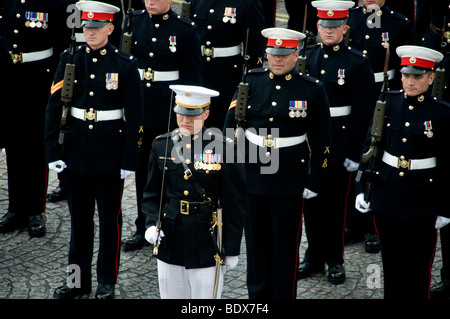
0;0;445;309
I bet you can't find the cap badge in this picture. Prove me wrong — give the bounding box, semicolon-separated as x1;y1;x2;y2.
275;39;283;46
409;56;417;64
185;92;192;97
327;10;334;17
87;11;94;19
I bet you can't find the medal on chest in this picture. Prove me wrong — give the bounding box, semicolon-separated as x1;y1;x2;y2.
194;152;222;171
105;73;118;90
222;7;237;24
289;100;307;118
25;11;49;29
169;36;177;53
381;32;390;49
337;69;345;85
424;121;433;138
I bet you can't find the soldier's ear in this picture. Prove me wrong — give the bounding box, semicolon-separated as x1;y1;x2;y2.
107;23;114;36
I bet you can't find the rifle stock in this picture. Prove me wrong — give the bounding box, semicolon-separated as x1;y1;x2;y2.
58;29;77;155
121;0;133;54
296;4;308;74
234;29;250;143
357;46;389;201
181;0;191;19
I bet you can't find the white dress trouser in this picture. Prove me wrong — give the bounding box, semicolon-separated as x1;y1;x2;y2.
157;259;224;299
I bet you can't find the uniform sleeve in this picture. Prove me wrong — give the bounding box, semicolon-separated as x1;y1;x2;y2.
180;24;204;86
243;0;265;69
220;145;247;256
120;57;144;171
44;52;68;163
347;57;376;162
142;140;164;227
222;89;239;131
305;81;332;193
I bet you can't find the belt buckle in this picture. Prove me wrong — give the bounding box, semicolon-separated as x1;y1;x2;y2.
10;52;22;64
84;108;97;121
180;200;189;215
398;156;411;169
143;68;154;81
202;46;214;58
263;135;275;148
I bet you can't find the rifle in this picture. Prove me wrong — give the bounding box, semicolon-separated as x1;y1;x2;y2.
295;3;308;74
234;28;250;144
180;0;191;19
58;27;77;156
355;44;389;202
121;0;134;54
431;17;447;99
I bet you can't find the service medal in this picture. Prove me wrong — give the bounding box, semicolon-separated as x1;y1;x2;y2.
289;100;307;118
106;73;119;90
169;36;177;53
424;120;433;138
337;69;345;85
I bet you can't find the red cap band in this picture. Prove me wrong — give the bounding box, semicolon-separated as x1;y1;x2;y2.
317;9;349;19
266;38;299;48
81;11;114;21
401;56;436;70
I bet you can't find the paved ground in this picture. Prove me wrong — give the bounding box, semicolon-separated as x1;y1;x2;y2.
0;0;445;314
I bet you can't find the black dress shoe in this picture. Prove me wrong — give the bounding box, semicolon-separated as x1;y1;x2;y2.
53;284;91;299
327;264;346;285
28;214;46;237
95;283;115;299
47;186;67;203
297;261;324;280
365;234;380;254
430;279;450;299
0;211;27;233
121;234;149;252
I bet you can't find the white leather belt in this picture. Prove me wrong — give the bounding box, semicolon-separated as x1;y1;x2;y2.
382;151;436;170
201;44;241;58
374;69;395;83
10;47;53;64
245;130;307;149
138;68;180;82
70;107;124;122
330;105;351;117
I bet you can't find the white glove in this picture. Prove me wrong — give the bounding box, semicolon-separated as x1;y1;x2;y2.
48;160;67;173
343;158;359;172
225;256;238;271
145;225;164;245
355;193;370;213
302;188;318;199
120;169;134;179
435;216;450;229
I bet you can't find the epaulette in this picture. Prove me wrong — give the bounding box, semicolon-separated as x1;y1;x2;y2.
386;7;410;22
247;67;267;75
347;46;365;58
176;14;196;27
131;9;147;16
299;72;322;85
305;43;320;50
435;97;450;109
113;47;137;62
385;89;403;95
349;6;363;13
